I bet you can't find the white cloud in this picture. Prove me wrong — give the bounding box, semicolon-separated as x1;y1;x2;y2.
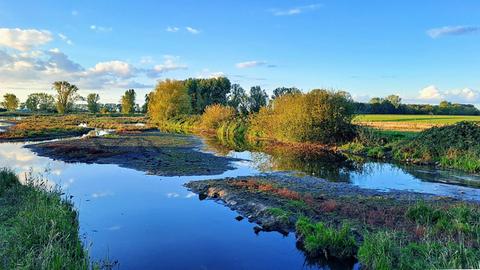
146;55;187;78
445;88;480;102
166;26;180;32
0;28;52;51
417;85;480;103
58;33;73;45
90;25;112;33
270;4;321;16
186;26;200;34
418;85;443;100
235;60;267;69
88;60;134;78
427;25;480;38
196;69;226;79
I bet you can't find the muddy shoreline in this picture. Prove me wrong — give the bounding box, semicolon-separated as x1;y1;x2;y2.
26;131;239;176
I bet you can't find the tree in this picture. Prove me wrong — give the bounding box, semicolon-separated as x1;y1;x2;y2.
142;93;152;114
25;94;40;112
272;87;301;99
184;77;231;113
249;86;268;113
1;94;19;111
121;89;136;114
53;81;79;114
148;80;191;124
87;93;100;113
251;89;354;144
386;95;402;108
228;84;249;115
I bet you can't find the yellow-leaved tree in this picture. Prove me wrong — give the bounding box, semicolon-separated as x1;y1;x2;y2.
148;80;192;124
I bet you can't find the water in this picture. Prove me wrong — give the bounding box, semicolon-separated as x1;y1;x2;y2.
0;133;479;269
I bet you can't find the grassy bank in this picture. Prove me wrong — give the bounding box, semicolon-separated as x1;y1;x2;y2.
0;168;88;269
341;122;480;173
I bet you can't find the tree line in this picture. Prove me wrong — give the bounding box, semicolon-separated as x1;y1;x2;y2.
0;81;140;114
2;79;478;117
354;95;480;115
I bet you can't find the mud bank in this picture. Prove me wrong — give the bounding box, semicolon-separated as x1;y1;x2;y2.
186;174;467;234
26;131;238;176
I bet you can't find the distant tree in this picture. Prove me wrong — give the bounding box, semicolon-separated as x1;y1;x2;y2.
121;89;136;114
148;80;191;124
87;93;100;113
249;86;268;113
53;81;79;114
228;84;249;115
142;93;152;114
272;87;301;99
1;94;19;111
386;95;402;108
25;94;40;112
369;97;383;104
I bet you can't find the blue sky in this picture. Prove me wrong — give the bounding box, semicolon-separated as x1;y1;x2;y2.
0;0;479;105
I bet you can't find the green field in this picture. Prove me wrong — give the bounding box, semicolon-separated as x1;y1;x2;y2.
353;114;480;132
354;114;480;124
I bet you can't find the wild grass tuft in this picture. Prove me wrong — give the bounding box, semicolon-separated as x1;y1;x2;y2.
295;217;357;259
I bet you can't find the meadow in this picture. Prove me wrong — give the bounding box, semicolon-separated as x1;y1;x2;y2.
355;114;480;131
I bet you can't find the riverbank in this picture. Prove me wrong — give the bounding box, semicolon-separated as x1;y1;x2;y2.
0;168;88;269
186;174;480;269
159;115;480;174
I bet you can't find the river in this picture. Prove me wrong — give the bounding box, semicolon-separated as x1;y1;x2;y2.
0;133;479;269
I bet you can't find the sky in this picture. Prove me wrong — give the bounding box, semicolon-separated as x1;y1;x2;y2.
0;0;479;105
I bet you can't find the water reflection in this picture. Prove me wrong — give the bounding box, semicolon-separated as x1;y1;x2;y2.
203;137;480;201
0;141;340;270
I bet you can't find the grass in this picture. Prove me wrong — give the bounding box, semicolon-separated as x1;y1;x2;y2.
0;168;89;269
293;201;480;269
295;217;357;259
357;202;480;269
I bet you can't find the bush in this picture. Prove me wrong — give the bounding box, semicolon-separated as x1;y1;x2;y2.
200;104;236;130
148;80;192;124
250;90;355;144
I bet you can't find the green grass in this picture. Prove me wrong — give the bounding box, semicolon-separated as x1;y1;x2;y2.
354;114;480;124
0;168;89;269
357;202;480;270
295;217;357;259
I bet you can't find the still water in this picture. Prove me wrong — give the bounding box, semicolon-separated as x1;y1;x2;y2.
0;134;479;269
